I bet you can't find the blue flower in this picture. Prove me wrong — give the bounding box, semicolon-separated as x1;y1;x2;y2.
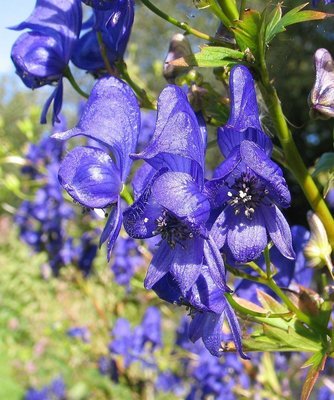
72;1;134;73
54;76;140;259
153;266;247;358
208;65;294;263
123;85;228;293
109;307;161;368
309;48;334;120
10;0;82;124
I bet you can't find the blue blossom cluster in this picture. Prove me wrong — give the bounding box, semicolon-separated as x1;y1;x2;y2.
156;318;251;399
11;0;135;123
99;306;162;377
51;60;296;358
15;122;97;276
10;0;308;363
24;377;66;400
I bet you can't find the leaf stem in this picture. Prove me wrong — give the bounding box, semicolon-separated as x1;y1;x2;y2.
225;292;292;319
139;0;229;46
64;67;89;99
116;60;156;109
121;184;134;205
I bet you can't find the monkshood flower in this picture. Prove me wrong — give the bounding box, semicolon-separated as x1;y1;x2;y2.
309;48;334;119
236;226;312;303
109;307;161;368
153;266;247;358
208;65;294;263
123;85;228;293
10;0;82;124
55;76;140;259
72;1;134;73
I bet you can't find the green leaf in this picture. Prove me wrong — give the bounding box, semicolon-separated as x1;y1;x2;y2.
301;352;328;400
264;4;282;44
232;9;262;61
256;289;288;314
169;46;244;68
243;320;324;353
313;152;334;176
265;3;330;44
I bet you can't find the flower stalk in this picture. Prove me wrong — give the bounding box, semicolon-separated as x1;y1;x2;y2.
258;53;334;247
139;0;230;46
63;66;89;99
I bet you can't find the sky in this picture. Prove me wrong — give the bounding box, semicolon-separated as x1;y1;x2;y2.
1;0;36;74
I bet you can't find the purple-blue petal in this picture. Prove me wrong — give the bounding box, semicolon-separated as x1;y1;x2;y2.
11;31;66;88
82;0;114;10
58;146;122;208
261;205;295;260
227;210;268;263
152;172;210;231
225;301;249;359
240;140;291;208
53;76;140;180
170;237;204;293
203;237;229;292
123;169;166;239
11;0;82;60
144;241;175;289
133;85;205;184
218;65;272;157
40;79;63;124
100;199;123;261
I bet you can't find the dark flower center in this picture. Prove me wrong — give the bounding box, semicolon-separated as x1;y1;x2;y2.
227;172;268;219
154;210;194;249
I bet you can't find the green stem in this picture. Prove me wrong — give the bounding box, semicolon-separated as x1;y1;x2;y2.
139;0;229;46
246;261;267;279
264;246;271;278
225;292;292;318
266;278;314;327
97;32;117;76
121;184;134;205
116;60;156;109
239;0;247;20
258;52;334;247
64;67;89;99
216;0;239;22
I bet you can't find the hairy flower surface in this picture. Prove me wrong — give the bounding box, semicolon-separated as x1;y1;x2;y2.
55;76;140;259
208;65;294;263
10;0;82;124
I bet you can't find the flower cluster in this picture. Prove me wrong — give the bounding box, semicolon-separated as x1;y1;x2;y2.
15;121;97;276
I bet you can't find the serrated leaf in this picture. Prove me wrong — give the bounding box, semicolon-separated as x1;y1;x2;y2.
256;289;288;314
264;4;283;44
232;9;262;61
301;352;327;400
266;3;331;43
313;153;334;176
169;46;244;68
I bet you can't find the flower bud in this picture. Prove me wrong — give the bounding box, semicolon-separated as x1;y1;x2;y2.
163;33;193;83
304;211;333;277
308;48;334;120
